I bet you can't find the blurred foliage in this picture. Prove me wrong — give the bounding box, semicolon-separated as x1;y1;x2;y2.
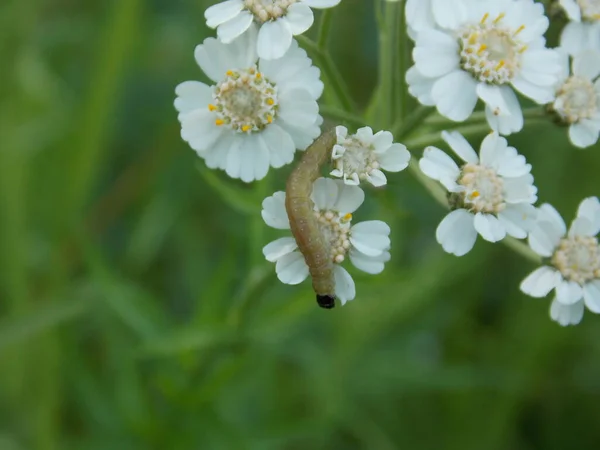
0;0;600;449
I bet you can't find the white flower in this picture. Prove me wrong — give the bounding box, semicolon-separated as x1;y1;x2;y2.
261;178;391;305
330;126;411;187
520;197;600;326
174;27;323;182
549;50;600;148
406;0;561;135
559;0;600;54
204;0;342;60
419;131;538;256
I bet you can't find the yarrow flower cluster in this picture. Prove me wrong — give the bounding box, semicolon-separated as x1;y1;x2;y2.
548;50;600;148
204;0;342;60
520;198;600;326
559;0;600;54
330;126;411;187
407;0;561;135
420;131;537;256
175;27;323;182
173;0;600;325
262;178;392;304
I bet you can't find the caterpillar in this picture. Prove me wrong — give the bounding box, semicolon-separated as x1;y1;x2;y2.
285;129;338;309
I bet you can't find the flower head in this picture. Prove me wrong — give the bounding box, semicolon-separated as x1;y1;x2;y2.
419;131;538;256
174;27;323;182
406;0;561;135
549;50;600;148
261;178;391;305
330;126;411;187
204;0;342;60
520;197;600;326
559;0;600;54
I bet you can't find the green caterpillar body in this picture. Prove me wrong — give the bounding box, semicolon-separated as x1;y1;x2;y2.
285;129;337;309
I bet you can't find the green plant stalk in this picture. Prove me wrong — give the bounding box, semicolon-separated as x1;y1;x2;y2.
297;35;355;113
317;9;333;49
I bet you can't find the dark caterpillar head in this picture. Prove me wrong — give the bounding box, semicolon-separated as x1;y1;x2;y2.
316;295;335;309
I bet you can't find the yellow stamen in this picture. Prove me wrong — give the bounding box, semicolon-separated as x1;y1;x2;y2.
480;13;489;24
226;70;233;77
514;25;525;36
266;115;273;123
266;98;274;106
215;119;224;126
255;72;262;79
493;13;505;24
241;125;251;132
468;33;478;45
478;44;487;54
208;104;217;112
495;60;505;71
471;191;480;199
342;213;353;222
519;45;528;53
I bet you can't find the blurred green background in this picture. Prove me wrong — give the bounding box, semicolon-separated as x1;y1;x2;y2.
1;0;600;449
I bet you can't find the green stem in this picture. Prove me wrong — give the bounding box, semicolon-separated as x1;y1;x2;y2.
392;105;436;139
425;108;547;126
378;2;397;128
404;122;492;149
396;1;409;120
320;104;366;129
317;9;333;49
297;36;355;113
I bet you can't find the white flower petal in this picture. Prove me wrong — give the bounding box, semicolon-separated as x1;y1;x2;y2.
520;266;561;298
257;19;293;60
276;251;309;285
572;50;600;80
550;298;584;326
477;83;509;116
413;30;460;78
350;220;391;257
406;65;436;106
311;177;339;210
441;130;478;164
263;237;298;262
174;81;212;113
349;250;391;275
262;191;290;229
436;209;477;256
556;279;584;305
431;70;478;121
204;0;244;28
284;3;314;35
528;220;562;258
498;203;538;239
484;86;524;135
474;212;507;243
419;147;460;185
583;280;600;313
332;182;365;213
302;0;341;8
216;10;254;44
333;265;355;305
179;109;223;152
569;120;600;148
261;123;297;169
568;217;595;238
576;196;600;236
539;203;567;237
366;169;387;187
378;143;411;172
559;0;581;21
